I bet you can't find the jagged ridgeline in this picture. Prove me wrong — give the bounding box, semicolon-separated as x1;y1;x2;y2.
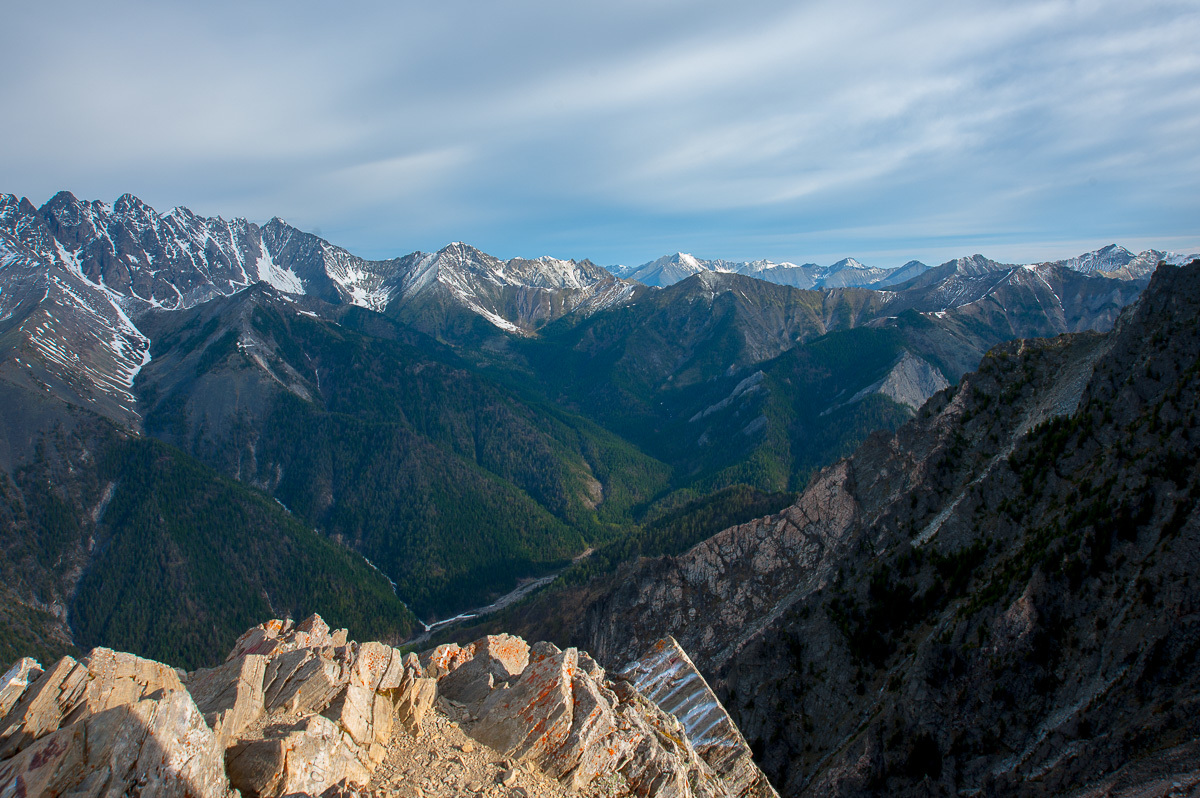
0;189;1187;678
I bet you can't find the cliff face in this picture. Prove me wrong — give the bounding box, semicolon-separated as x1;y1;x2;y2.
567;261;1200;796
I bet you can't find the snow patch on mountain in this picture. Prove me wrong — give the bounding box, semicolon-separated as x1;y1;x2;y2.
255;238;305;295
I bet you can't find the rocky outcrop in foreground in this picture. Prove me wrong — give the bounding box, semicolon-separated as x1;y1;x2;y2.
424;634;777;798
0;616;772;798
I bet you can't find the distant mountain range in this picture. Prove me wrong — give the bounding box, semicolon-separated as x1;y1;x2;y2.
4;191;1195;335
609;243;1195;289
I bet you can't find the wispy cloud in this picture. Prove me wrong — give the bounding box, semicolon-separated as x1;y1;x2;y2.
0;0;1196;266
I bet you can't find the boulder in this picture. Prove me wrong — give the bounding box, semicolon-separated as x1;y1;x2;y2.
0;656;89;758
419;642;475;679
349;641;405;692
394;667;437;737
470;644;577;762
225;615;348;663
227;618;293;661
439;634;530;707
186;654;269;749
262;648;347;715
292;613;333;649
225;714;371;798
0;687;232;798
79;646;187;714
542;667;625;789
321;683;386;755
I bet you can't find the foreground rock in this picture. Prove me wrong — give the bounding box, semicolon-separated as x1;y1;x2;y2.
0;615;435;798
0;617;770;798
206;615;436;797
422;634;777;798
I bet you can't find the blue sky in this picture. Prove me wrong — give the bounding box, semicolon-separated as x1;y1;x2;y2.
2;0;1197;268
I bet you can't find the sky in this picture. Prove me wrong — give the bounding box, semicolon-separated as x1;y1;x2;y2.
1;0;1198;268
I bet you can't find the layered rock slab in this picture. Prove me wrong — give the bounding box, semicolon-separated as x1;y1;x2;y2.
621;638;779;798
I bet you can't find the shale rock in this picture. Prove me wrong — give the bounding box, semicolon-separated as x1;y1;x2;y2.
211;614;433;797
438;634;530;707
0;618;771;798
0;647;186;760
262;646;349;715
394;667;437;737
226;713;372;797
419;641;476;679
226;614;349;662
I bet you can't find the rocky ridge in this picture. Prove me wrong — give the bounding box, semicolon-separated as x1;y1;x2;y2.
0;615;774;798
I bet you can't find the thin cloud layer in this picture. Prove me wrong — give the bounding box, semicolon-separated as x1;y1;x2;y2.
1;0;1196;267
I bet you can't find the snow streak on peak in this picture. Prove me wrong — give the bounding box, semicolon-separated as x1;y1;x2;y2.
0;235;150;424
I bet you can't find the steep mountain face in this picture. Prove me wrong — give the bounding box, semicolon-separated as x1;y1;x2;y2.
541;261;1200;796
1039;243;1199;280
9;192;300;309
0;406;416;670
880;259;1142;340
379;242;639;336
509;260;1142;499
0;214;151;443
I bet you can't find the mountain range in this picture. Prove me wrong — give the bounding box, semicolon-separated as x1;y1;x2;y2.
0;191;1190;655
608;243;1188;290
